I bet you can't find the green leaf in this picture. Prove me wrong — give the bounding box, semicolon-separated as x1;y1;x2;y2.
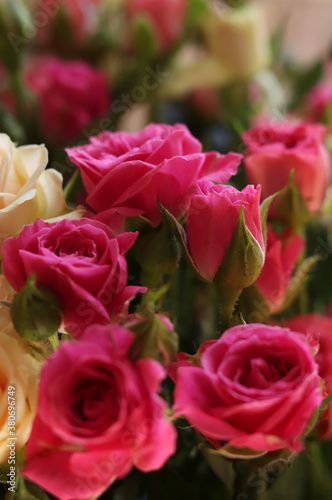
10;275;64;342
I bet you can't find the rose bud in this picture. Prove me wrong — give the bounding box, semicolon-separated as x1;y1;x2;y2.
186;181;265;289
168;324;322;456
126;0;188;52
242;122;330;221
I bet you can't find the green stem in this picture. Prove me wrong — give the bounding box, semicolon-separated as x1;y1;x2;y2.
217;286;241;333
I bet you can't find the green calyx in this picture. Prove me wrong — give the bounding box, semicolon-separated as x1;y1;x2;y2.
10;275;64;342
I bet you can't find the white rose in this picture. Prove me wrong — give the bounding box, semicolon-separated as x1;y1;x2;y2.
0;134;67;254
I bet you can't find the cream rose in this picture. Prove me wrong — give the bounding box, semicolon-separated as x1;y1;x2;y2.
202;5;270;81
0;134;67;254
0;319;40;464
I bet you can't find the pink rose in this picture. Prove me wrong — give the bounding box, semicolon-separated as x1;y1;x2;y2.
253;225;304;313
284;314;332;440
169;324;322;454
26;56;110;145
242;122;330;215
2;218;144;338
66;123;241;229
22;324;176;500
186;181;265;285
126;0;188;51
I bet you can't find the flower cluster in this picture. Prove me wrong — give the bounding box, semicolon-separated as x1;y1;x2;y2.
0;2;332;500
0;118;330;499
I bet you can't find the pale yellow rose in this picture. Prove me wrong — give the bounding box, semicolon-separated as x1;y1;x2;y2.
202;5;270;80
160;5;271;99
0;134;67;254
0;319;40;464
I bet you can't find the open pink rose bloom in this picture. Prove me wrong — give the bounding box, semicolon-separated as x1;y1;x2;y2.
170;324;322;455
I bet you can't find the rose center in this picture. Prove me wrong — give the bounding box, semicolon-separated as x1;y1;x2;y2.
72;376;120;434
237;357;286;390
43;235;99;259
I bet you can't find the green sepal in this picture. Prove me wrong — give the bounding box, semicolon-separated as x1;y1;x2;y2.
214;205;265;290
10;275;64;342
320;391;332;413
128;311;179;366
259;191;282;246
158;203;211;283
134;204;182;288
124;215;154;235
238;284;271;323
274;171;311;228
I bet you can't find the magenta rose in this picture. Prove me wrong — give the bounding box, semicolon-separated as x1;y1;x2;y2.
66;123;242;229
2;218;144;338
169;324;322;454
126;0;188;51
253;225;304;313
186;181;265;286
26;56;110;145
285;314;332;440
242;122;330;216
22;324;176;500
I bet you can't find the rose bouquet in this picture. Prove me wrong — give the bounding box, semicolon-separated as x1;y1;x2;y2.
0;1;332;500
